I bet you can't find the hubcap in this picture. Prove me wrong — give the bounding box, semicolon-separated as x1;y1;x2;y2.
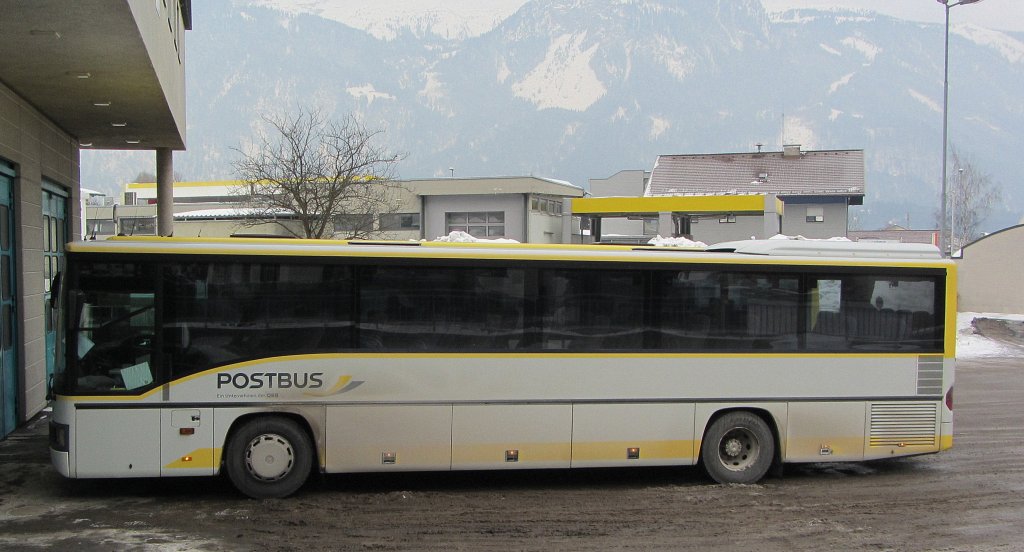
717;427;760;472
244;433;295;481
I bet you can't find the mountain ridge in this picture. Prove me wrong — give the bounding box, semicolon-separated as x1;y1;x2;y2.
80;0;1024;232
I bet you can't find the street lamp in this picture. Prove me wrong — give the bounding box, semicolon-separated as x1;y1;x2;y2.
951;167;963;255
938;0;984;256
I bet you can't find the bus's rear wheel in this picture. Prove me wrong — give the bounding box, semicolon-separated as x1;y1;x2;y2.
225;416;313;499
701;411;774;485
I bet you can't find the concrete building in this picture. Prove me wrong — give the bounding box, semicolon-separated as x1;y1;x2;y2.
0;1;191;437
849;225;939;245
584;146;864;245
649;146;864;240
956;225;1024;313
586;170;652;239
570;194;783;244
87;176;585;244
410;177;583;243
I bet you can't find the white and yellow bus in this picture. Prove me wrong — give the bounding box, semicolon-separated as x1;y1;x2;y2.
49;237;955;498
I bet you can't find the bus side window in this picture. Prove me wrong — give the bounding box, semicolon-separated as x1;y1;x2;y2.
164;262;357;378
805;275;941;352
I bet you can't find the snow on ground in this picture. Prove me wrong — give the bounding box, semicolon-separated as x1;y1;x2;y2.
430;231;519;243
957;312;1024;359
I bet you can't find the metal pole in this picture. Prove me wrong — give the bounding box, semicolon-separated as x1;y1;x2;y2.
952;167;963;255
940;4;951;257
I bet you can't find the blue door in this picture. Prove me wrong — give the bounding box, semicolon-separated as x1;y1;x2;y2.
0;161;17;438
42;183;68;388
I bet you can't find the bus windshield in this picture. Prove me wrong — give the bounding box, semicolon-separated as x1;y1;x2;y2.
63;261;157;394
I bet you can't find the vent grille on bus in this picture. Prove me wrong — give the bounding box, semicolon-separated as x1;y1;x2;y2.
869;402;938;447
917;355;944;396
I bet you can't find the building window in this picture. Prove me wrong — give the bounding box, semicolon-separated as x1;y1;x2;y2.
806;207;824;223
446;212;505;238
379;213;421;231
642;218;658;235
119;217;157;235
531;197;563;215
334;214;374;233
719;214;737;224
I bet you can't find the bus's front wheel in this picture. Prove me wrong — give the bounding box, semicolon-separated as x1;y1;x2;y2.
701;411;774;485
225;416;313;499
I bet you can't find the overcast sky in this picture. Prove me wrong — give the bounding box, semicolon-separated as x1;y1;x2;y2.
760;0;1024;32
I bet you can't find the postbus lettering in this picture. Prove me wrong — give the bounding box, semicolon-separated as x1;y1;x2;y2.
216;372;326;390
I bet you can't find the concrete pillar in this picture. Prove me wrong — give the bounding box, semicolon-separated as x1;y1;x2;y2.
156;148;174;236
658;212;676;237
562;199;573;244
763;194;781;238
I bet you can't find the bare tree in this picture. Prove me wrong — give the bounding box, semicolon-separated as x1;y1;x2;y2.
232;108;405;239
133;171;157;183
940;146;1002;253
131;170;183;183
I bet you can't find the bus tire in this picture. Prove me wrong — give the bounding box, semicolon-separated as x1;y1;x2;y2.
225;416;313;499
701;411;774;485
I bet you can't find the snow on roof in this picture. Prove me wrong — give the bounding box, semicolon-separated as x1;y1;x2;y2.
174;208;294;220
646;149;865;198
768;234;851;241
708;237;942;259
647;235;707;248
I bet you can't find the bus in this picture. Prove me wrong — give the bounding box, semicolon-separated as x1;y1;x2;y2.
48;237;955;498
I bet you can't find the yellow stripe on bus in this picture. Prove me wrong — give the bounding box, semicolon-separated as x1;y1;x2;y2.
163;448;221;470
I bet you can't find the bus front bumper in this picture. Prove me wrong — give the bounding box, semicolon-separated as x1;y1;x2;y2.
48;419;71;477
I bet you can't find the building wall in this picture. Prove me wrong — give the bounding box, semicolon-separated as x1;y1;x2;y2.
956;225;1024;313
780;201;848;239
589;170;648;197
128;0;188;142
848;229;938;245
174;219;299;238
690;215;766;244
526;197;567;244
423;194;525;241
0;79;81;424
589;170;649;237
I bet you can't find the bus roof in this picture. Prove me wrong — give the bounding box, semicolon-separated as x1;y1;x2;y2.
707;239;943;259
65;236;950;268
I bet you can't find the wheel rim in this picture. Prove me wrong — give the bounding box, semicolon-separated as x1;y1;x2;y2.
244;433;295;481
716;426;761;472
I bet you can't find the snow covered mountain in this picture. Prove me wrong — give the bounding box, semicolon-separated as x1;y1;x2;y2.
81;0;1024;231
250;0;529;40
